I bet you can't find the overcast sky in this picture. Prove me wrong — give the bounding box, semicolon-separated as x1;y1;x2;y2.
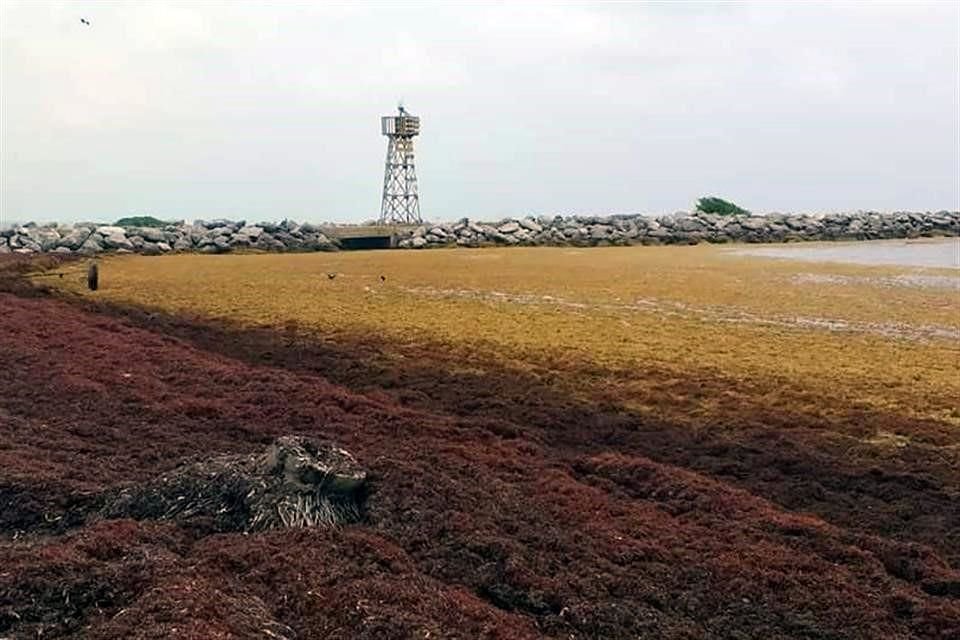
1;1;958;225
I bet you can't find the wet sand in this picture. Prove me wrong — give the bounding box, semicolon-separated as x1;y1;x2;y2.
731;237;959;269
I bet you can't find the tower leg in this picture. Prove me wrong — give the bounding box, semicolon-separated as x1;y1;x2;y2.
379;136;421;225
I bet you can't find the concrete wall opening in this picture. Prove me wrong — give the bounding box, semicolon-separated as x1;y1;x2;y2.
339;235;393;250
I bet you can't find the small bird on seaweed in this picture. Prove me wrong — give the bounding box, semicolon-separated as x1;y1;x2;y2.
327;272;337;280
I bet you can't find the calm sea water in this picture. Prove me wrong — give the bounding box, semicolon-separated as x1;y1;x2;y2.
733;238;959;269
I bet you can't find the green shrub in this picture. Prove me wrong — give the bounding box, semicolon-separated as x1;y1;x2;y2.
695;197;750;216
115;215;169;228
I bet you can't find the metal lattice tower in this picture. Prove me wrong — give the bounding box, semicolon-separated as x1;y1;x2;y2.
379;105;421;225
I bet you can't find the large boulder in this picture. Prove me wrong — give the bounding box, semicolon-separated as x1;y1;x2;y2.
101;231;134;251
305;233;336;251
131;227;167;243
498;221;520;234
30;228;62;251
57;227;93;250
173;236;194;251
588;225;613;240
273;232;304;249
203;218;236;230
12;235;42;252
95;225;126;236
519;217;543;233
238;225;264;239
677;217;707;233
740;217;768;232
79;234;104;254
257;233;286;251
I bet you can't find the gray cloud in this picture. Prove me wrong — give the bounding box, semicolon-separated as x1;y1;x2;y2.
1;1;958;224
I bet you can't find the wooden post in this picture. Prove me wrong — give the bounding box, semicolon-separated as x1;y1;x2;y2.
87;263;99;291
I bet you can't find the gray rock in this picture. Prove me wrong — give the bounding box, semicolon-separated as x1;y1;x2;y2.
677;217;707;233
190;228;210;245
16;237;42;252
96;225;126;236
411;236;428;248
33;228;62;251
238;225;264;239
740;217;767;231
589;225;612;240
519;217;543;233
273;232;303;249
58;227;93;250
498;221;520;234
173;236;194;251
132;227;167;243
784;216;807;231
79;235;104;254
257;234;286;251
102;232;134;251
304;233;336;251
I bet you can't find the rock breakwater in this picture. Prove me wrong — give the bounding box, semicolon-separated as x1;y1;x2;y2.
1;211;956;255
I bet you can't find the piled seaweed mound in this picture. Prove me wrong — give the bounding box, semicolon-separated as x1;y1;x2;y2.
100;436;367;532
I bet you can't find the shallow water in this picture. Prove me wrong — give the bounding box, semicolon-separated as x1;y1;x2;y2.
733;238;959;269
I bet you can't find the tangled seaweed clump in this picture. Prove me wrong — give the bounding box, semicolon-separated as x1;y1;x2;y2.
100;436;367;532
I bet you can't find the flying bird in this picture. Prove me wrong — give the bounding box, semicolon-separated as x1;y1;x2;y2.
80;18;91;26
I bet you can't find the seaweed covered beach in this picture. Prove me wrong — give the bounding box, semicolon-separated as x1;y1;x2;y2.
1;244;958;638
